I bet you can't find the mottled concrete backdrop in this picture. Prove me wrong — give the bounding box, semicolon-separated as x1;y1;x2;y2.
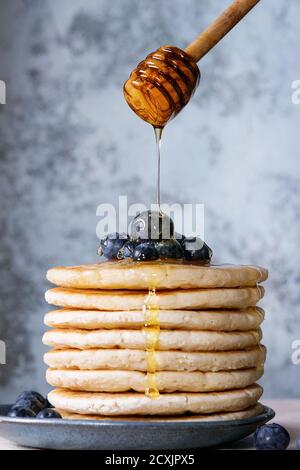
0;0;299;401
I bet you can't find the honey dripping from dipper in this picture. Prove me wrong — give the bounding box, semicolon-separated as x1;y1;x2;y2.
123;45;200;128
124;45;200;399
142;282;160;399
124;1;262;127
122;0;262;398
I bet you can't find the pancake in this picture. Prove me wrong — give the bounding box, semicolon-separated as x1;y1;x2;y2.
46;367;263;392
43;328;262;351
47;384;263;415
44;346;266;372
58;403;264;421
45;286;264;311
44;307;264;331
47;261;267;290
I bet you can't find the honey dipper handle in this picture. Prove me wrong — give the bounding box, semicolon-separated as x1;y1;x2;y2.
185;0;261;62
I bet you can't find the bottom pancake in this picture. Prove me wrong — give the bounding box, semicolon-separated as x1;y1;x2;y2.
48;385;263;416
58;403;264;421
46;367;263;393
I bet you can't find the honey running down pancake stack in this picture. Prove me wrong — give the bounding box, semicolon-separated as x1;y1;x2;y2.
43;261;267;419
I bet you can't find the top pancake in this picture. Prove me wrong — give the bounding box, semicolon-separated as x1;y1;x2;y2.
46;261;268;291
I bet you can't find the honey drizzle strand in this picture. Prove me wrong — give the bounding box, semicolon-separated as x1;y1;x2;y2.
143;288;160;398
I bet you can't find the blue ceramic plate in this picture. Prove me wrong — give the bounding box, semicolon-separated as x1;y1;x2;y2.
0;404;274;450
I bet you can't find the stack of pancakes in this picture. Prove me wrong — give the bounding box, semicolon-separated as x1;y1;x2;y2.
43;261;267;420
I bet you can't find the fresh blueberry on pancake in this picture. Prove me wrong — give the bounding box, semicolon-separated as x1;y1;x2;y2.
182;237;213;261
174;232;186;244
131;210;174;241
254;423;290;450
97;232;129;259
117;240;136;259
132;241;159;261
37;408;62;419
156;239;184;259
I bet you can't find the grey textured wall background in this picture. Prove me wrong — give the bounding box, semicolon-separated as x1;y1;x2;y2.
0;0;299;401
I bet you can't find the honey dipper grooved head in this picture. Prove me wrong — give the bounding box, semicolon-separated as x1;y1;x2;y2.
124;45;200;128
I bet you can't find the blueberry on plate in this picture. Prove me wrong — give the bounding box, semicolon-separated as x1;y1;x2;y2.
37;408;62;419
131;211;174;241
182;237;213;261
14;390;47;413
156;239;184;259
16;390;47;407
117;240;136;259
97;233;129;259
132;242;159;261
8;406;36;418
254;423;290;450
12;397;42;414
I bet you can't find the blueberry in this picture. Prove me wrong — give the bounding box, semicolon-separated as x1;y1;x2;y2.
15;390;47;412
12;397;42;414
117;240;136;259
132;242;159;261
182;237;213;261
16;390;46;404
156;239;184;259
16;390;46;405
8;406;36;418
296;437;300;450
37;408;62;419
131;211;174;241
174;232;186;245
97;233;129;259
254;423;290;450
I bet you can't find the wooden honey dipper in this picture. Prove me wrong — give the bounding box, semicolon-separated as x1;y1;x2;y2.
124;0;261;128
